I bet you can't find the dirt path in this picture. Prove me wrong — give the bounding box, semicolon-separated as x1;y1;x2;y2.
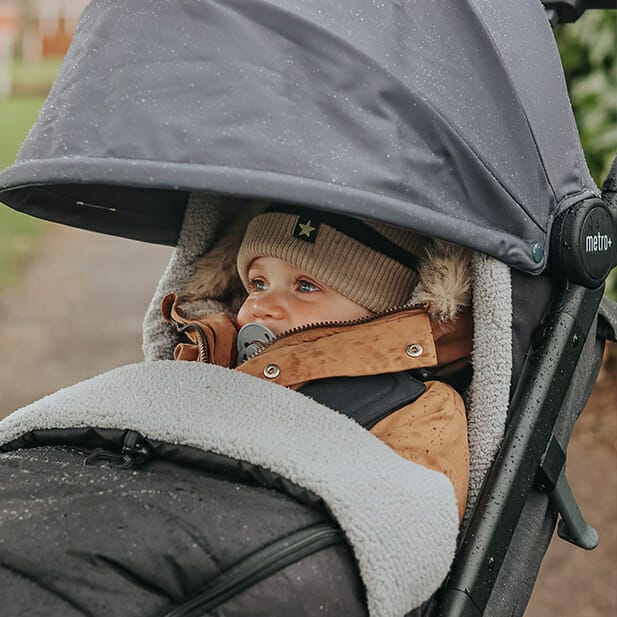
0;224;171;416
0;224;615;615
525;354;617;617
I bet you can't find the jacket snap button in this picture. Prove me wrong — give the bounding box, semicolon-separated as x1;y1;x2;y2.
406;344;424;358
264;364;281;379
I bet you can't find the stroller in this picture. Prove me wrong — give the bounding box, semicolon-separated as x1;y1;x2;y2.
0;1;615;615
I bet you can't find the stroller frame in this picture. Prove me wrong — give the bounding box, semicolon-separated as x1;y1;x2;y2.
428;7;617;612
432;283;604;615
430;174;617;615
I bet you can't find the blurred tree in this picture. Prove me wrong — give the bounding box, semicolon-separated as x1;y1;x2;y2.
14;0;35;61
556;11;616;299
556;10;617;185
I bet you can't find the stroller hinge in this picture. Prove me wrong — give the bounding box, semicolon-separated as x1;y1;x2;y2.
536;436;599;550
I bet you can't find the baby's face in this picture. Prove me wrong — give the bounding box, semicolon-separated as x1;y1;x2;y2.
237;257;372;336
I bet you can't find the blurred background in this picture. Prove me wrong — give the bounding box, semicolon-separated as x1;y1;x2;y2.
0;0;172;414
0;1;615;615
0;0;88;288
0;0;90;288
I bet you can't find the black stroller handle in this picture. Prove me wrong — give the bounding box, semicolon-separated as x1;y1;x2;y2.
543;0;616;25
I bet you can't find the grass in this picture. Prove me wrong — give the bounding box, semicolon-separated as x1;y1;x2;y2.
11;57;63;95
0;95;48;290
0;97;46;169
0;58;64;289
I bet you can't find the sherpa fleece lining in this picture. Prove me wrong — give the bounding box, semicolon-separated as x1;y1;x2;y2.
0;361;459;617
142;193;513;519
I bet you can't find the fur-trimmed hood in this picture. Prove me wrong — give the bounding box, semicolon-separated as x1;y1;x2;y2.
177;203;472;324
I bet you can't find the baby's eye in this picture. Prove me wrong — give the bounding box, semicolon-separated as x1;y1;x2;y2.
249;278;268;292
297;279;320;293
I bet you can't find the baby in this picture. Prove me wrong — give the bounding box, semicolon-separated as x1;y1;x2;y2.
163;205;472;517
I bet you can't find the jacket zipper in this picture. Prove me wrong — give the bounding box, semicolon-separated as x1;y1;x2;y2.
240;302;423;364
174;322;210;362
172;303;424;365
160;522;343;617
83;430;152;469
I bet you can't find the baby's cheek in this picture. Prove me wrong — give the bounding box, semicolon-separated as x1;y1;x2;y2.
293;303;330;328
235;301;251;328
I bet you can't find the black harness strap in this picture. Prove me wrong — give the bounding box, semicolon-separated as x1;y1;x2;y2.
298;372;426;429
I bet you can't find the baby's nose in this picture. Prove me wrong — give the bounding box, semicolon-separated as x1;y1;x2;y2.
252;291;286;321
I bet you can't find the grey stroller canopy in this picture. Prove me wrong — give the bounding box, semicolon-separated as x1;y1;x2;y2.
0;0;599;273
1;3;616;617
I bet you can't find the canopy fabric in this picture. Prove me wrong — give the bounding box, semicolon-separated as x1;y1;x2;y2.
0;0;598;273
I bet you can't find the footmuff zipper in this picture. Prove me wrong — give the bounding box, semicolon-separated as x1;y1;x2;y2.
159;522;343;617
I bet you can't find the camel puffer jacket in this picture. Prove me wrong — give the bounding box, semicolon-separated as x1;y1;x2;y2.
162;293;471;518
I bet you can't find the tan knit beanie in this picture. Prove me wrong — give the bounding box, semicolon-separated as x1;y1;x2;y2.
237;206;427;313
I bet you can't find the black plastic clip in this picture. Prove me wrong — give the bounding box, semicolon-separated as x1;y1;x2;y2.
84;430;151;469
121;430;152;466
535;436;599;550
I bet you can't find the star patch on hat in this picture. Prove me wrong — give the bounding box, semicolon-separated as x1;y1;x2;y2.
293;216;320;243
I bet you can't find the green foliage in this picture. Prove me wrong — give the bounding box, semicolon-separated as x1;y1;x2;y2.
608;268;617;301
0;96;45;168
11;57;63;96
0;96;47;290
556;11;617;300
556;11;617;185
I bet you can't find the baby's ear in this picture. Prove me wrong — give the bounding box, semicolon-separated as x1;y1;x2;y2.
180;211;253;316
410;239;472;323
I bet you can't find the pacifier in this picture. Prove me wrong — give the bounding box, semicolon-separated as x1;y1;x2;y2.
236;323;277;364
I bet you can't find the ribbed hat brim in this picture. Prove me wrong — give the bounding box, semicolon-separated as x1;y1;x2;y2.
237;210;426;312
